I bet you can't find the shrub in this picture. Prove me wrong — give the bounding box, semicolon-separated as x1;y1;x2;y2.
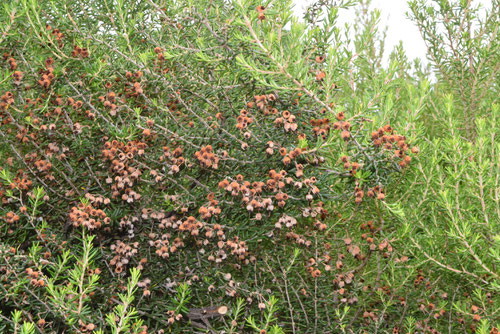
0;0;497;333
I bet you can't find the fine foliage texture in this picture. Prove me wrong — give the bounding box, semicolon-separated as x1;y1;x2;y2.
0;0;498;333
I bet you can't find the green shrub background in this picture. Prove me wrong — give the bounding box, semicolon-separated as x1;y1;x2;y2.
0;0;498;333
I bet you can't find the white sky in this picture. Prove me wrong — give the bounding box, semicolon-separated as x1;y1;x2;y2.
292;0;493;65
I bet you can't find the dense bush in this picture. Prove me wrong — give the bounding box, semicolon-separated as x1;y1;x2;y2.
0;0;498;333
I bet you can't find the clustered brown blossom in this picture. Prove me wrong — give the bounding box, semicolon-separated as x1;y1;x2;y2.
0;90;17;128
316;71;326;81
274;214;297;229
333;271;358;301
152;47;170;74
284;147;302;165
371;124;418;168
313;219;327;231
45;24;64;47
3;211;20;224
132;81;143;95
236;108;253;130
274;110;298;133
137;277;152;296
285;231;312;247
12;70;24;85
166;310;183;325
109;240;139;274
194;145;219;169
329;111;352;140
251;94;277;114
37;57;56;89
68;203;108;230
33;159;53;177
302;201;327;217
311;117;330;139
278;202;328;246
99;90;118;115
78;320;97;333
150;231;184;259
160;145;185;174
138;206;253;266
119;215;138;238
198;193;221;219
179;216;204;236
225;236;249;261
1;90;14;113
4;171;32;192
121;71;148;100
256;5;266;21
71;45;89;58
102;139;146;201
5;56;17;70
26;268;45;287
14;127;33;143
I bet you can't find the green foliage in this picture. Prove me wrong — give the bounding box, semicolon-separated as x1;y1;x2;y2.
246;296;284;333
0;0;498;333
408;0;500;139
105;268;144;334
